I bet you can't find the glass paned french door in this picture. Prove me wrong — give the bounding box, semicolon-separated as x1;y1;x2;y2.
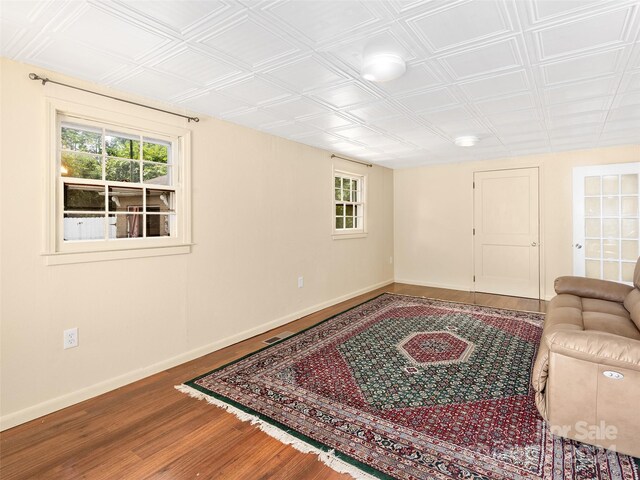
573;163;639;285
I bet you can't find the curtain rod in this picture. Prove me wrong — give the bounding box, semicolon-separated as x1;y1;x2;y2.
330;154;373;168
28;73;200;123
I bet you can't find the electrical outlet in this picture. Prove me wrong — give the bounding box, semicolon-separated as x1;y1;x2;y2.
63;327;78;349
389;256;393;264
297;276;304;288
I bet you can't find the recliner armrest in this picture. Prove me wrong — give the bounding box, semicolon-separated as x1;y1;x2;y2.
546;330;640;371
554;276;633;303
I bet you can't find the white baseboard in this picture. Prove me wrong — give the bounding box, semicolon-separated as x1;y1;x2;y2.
393;278;472;292
0;278;394;431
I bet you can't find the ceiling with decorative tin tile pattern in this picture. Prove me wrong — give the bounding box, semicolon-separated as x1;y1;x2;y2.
1;0;639;168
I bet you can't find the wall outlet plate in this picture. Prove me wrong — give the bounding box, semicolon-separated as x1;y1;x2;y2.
64;327;78;349
297;276;304;288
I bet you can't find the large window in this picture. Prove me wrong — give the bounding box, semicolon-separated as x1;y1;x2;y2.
45;103;191;264
334;171;365;235
60;119;176;241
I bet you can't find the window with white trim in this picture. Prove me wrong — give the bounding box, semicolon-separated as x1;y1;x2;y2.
334;171;365;234
48;109;191;262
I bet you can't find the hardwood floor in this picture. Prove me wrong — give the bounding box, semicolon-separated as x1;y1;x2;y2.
0;284;546;480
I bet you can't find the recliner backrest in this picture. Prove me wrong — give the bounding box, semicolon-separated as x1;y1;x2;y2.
624;257;640;330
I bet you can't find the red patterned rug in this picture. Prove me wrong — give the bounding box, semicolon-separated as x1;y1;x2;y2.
178;294;639;479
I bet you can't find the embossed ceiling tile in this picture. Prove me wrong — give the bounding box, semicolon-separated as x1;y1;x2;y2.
607;104;640;121
459;70;529;100
224;107;282;127
419;106;474;125
406;0;512;52
261;121;320;138
474;93;536;115
498;130;548;144
541;48;624;86
598;134;639;146
28;38;129;79
494;120;546;136
530;0;613;23
510;146;552;157
617;91;640;106
603;119;640;132
544;76;617;104
152;47;243;85
356;134;400;148
177;90;250;116
358;149;388;161
534;6;633;61
59;5;169;61
263;56;346;92
0;20;22;55
486;108;541;127
296;131;348;147
0;0;55;24
397;87;459;113
199;16;300;67
118;0;231;34
547;96;612;116
436;118;492;138
217;76;292;104
261;97;328;119
331;141;369;153
398;128;451;148
623;71;640;92
367;115;425;134
551;138;598;149
311;83;379;108
549;111;606;128
298;113;354;130
331;125;379;139
346;101;402;122
376;62;442;95
438;38;523;80
114;69;199;100
380;142;422;154
267;0;380;44
549;123;602;138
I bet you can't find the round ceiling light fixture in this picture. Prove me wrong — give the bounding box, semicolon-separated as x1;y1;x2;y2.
454;135;480;147
362;52;406;82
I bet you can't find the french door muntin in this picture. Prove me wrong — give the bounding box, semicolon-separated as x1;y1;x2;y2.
573;162;639;285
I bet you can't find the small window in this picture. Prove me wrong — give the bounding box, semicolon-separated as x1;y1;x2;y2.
46;107;191;264
334;171;366;235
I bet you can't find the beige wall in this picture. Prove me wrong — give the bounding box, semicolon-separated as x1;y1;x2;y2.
394;146;639;300
0;58;394;428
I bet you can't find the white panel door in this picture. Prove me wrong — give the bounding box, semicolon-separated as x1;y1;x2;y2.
474;168;540;298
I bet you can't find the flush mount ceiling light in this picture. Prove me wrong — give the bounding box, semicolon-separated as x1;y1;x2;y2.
454;135;480;147
362;51;406;82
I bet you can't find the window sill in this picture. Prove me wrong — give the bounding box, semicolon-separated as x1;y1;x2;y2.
43;244;193;265
332;232;368;240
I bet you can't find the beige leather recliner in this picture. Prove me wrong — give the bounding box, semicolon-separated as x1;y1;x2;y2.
532;257;640;458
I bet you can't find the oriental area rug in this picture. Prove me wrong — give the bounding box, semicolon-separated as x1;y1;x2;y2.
177;294;639;480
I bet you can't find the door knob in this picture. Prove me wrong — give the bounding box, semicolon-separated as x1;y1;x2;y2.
575;243;583;249
531;242;537;246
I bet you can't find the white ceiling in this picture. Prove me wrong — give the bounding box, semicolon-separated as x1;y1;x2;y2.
1;0;639;168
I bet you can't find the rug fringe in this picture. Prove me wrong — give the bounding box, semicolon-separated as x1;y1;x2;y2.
175;384;379;480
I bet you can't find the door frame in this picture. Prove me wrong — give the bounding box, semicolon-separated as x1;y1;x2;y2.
471;166;544;300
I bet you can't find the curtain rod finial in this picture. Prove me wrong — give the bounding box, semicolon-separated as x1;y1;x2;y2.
29;73;48;85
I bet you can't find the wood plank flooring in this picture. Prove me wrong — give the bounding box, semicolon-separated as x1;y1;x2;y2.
0;284;546;479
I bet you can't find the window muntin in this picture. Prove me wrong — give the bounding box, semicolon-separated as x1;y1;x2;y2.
58;117;178;245
334;172;365;233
